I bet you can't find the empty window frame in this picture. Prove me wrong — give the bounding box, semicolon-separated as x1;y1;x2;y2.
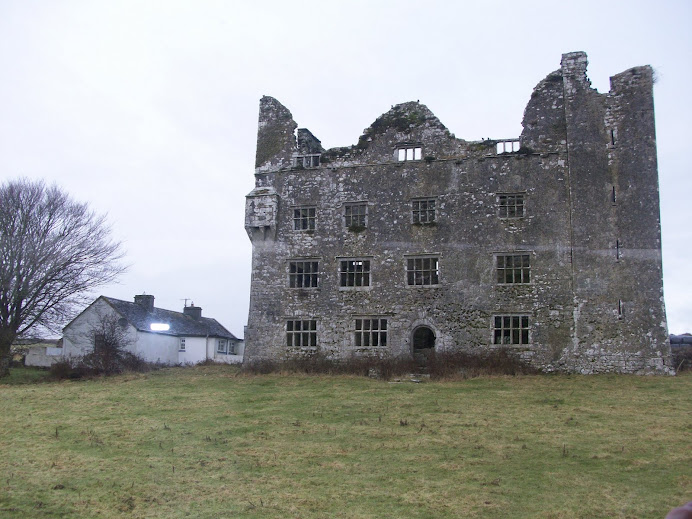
498;193;524;218
496;254;531;284
294;154;320;168
496;140;520;154
344;203;367;228
293;206;316;231
407;256;440;286
355;318;388;347
286;320;317;348
179;338;186;352
217;339;228;354
289;260;319;288
339;259;371;287
411;198;436;224
493;315;530;345
397;146;422;161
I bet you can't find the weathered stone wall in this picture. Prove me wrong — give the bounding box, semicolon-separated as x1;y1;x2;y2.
244;52;672;374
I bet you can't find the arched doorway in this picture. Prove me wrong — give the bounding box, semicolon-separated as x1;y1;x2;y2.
412;326;435;367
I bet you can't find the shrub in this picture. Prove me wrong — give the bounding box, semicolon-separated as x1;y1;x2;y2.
671;346;692;372
241;347;537;380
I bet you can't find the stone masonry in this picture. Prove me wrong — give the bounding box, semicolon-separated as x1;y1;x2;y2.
244;52;673;374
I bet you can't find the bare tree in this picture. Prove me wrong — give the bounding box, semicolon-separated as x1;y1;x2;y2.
80;312;141;375
0;178;126;376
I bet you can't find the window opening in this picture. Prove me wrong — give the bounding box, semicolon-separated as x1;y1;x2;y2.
345;203;367;228
498;193;524;218
616;240;620;260
612;186;616;204
217;339;228;354
293;207;316;231
294;154;320;168
496;140;520;154
397;147;422;161
411;198;436;224
407;257;440;286
286;320;317;348
94;333;105;353
493;315;530;345
355;318;387;347
289;261;319;288
496;254;531;284
179;338;186;352
340;259;371;287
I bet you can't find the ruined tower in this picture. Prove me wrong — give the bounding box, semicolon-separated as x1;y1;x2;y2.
244;52;672;374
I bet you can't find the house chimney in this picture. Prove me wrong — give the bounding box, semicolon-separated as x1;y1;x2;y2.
134;294;155;311
183;303;202;320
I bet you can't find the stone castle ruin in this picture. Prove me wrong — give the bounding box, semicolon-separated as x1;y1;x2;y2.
244;51;672;374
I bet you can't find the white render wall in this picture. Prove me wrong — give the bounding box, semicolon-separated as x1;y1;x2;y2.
62;299;137;358
176;337;245;364
63;299;177;364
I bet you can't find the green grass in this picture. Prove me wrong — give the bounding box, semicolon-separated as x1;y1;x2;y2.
0;366;690;518
2;365;53;385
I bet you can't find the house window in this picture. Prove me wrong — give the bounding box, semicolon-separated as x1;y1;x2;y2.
228;341;237;355
498;193;524;218
493;315;530;345
179;338;186;352
406;256;440;286
94;333;105;353
344;203;367;228
355;318;387;347
339;259;371;287
496;254;531;284
293;207;316;231
286;320;317;348
294;154;320;168
289;260;319;288
397;146;422;161
411;198;436;224
217;339;228;354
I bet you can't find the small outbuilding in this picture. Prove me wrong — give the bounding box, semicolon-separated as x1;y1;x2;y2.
62;294;242;365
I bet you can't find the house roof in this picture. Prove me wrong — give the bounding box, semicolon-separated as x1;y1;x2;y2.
101;297;238;340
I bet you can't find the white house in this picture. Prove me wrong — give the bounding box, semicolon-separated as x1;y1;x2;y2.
62;294;243;364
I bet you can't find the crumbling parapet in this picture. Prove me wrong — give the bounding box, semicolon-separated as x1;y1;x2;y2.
255;96;297;173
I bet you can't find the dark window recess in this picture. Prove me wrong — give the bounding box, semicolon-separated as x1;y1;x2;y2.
294;155;320;168
340;259;371;287
493;315;530;345
289;261;319;288
345;204;367;228
412;199;436;224
497;254;531;284
355;318;387;347
407;257;439;286
94;333;105;352
286;320;317;348
293;207;316;231
498;194;524;218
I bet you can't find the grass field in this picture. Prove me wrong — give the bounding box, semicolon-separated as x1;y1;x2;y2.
1;366;690;518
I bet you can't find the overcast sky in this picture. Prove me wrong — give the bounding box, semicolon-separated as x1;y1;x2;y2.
1;0;690;337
